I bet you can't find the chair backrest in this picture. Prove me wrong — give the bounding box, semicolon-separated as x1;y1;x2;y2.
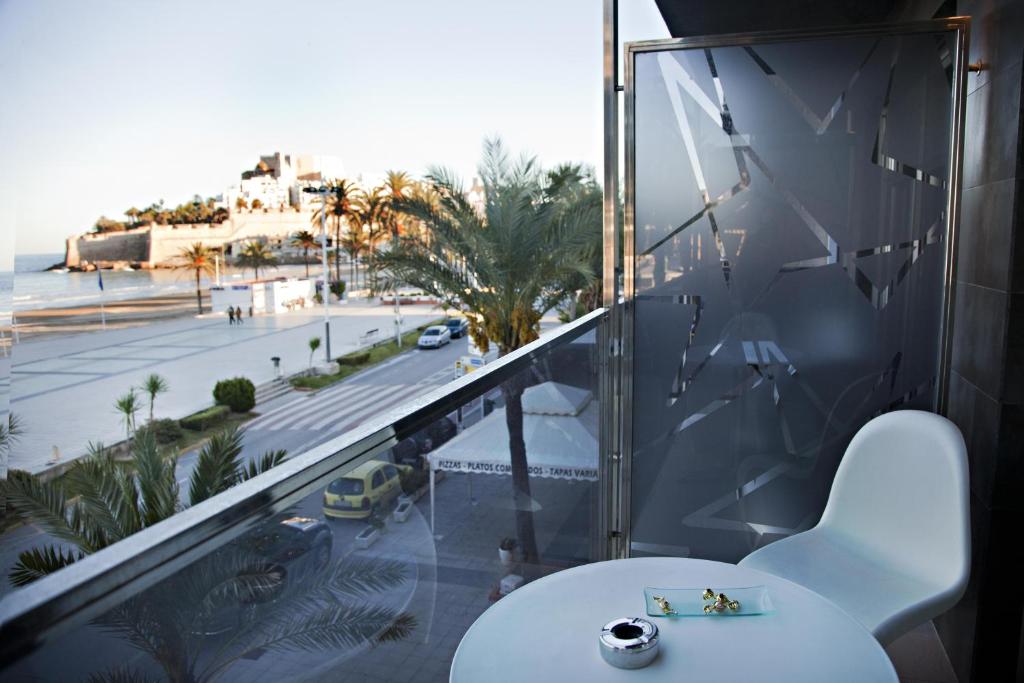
819;410;970;590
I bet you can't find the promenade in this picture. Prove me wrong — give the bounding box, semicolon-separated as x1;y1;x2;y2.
9;301;440;473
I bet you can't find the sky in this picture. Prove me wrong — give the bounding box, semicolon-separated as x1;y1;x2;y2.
0;0;667;256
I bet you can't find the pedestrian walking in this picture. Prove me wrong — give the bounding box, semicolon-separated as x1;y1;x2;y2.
235;306;244;324
228;307;235;325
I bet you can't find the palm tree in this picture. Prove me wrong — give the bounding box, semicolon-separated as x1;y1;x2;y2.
251;198;263;210
140;373;168;423
312;179;361;283
124;207;141;226
308;336;321;368
176;243;217;314
291;230;319;278
237;241;278;281
340;226;368;285
377;138;601;566
383;170;414;238
0;426;286;586
114;389;140;439
2;431;415;682
1;413;22;491
354;187;389;293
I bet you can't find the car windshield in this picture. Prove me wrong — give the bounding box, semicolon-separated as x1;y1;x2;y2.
424;329;440;336
446;319;461;326
328;478;363;495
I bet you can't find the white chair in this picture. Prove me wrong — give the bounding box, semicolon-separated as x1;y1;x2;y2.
738;410;970;644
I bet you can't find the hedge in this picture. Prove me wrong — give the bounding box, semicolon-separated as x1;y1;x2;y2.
338;352;371;366
136;418;183;444
213;377;256;412
180;405;230;431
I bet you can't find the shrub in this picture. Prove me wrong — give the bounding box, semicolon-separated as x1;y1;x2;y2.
213;377;256;412
399;468;430;496
338;352;370;367
330;280;346;298
179;405;230;431
136;418;183;444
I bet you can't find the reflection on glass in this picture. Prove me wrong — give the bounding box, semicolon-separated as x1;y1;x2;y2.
3;320;602;682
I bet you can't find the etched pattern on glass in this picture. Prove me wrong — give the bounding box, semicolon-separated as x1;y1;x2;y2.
630;32;955;560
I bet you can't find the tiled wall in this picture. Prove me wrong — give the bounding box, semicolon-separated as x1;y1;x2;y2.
937;1;1024;680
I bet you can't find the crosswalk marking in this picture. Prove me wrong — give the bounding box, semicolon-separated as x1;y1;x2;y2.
245;362;456;433
246;381;378;430
253;384;382;431
301;383;420;431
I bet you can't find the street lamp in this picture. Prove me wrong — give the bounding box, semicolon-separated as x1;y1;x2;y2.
303;186;333;362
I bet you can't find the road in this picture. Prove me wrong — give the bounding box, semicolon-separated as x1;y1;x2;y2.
1;335;472;597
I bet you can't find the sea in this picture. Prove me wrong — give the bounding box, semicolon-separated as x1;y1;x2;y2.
10;253;308;312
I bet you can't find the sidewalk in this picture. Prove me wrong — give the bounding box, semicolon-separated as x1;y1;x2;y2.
10;301;441;473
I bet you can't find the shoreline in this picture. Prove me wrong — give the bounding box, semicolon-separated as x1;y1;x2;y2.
14;292;211;340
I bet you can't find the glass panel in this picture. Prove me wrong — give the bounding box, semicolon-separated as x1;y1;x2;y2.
629;31;956;561
2;317;603;682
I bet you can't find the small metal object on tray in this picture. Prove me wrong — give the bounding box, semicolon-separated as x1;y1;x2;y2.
599;617;660;669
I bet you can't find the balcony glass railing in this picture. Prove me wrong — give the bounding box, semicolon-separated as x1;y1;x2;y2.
0;308;607;683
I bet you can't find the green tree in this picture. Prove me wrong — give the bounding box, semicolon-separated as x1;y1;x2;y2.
291;229;319;278
1;426;286;586
124;207;141;226
377;138;601;565
308;336;322;368
340;225;368;285
353;186;389;293
175;242;217;314
237;241;277;281
312;179;361;283
140;373;169;423
93;216;126;233
251;198;264;210
2;431;416;683
382;170;414;238
114;389;140;440
235;196;248;211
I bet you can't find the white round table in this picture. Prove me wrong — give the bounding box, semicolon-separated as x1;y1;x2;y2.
450;558;897;682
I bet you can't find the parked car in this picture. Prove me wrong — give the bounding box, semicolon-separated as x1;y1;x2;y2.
323;459;412;519
445;317;469;338
417;325;451;348
242;516;333;572
389;417;459;469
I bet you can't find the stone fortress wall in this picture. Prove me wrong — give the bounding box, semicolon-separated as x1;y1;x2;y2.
65;209;317;268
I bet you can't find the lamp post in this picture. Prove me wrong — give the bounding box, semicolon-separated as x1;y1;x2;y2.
303;186;332;362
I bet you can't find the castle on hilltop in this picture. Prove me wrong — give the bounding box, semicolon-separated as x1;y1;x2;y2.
65;153;344;270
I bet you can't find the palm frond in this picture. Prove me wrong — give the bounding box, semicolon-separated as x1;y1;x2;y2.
244;603;416;654
375;611;418;644
188;426;244;505
239;449;288;482
323;556;410;599
63;451;141;545
0;470;94;551
133;430;179;526
9;544;83;586
86;665;163;683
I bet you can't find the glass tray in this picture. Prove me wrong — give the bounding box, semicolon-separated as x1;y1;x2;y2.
643;586;774;617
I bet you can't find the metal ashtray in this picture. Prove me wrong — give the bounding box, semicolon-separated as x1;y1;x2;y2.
599;617;659;669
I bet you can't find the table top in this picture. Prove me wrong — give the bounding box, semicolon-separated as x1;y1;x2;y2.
450;557;897;682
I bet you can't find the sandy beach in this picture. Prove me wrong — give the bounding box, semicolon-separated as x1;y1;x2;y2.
14;292;210;340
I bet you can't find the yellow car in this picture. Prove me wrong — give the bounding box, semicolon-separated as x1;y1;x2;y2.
322;459;411;519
